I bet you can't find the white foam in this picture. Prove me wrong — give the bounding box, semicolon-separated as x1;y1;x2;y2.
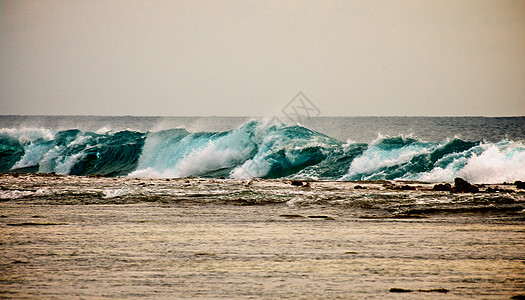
132;121;259;178
414;141;525;183
342;140;434;180
230;157;272;179
103;188;132;199
0;128;55;144
457;143;525;184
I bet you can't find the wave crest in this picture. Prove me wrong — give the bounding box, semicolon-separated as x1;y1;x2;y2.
1;121;524;183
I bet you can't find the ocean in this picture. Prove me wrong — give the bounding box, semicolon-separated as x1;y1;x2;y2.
1;116;524;183
1;115;524;299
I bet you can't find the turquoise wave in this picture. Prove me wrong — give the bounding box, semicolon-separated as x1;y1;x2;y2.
1;120;524;183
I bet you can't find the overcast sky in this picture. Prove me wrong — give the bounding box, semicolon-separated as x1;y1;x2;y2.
1;0;524;116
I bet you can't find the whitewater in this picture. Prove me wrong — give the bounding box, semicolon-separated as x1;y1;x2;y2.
1;116;524;183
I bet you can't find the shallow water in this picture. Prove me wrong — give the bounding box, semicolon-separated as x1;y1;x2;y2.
1;174;524;299
1;203;524;299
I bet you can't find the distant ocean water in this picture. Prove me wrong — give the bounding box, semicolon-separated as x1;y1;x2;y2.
1;116;524;183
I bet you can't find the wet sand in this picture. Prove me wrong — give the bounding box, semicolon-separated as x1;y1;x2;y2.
1;174;524;299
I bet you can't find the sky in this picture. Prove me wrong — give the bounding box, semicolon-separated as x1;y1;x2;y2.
1;0;524;117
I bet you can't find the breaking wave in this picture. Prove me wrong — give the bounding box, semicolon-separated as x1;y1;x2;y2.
1;120;524;183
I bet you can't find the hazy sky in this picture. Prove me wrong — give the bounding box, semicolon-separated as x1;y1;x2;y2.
1;0;524;116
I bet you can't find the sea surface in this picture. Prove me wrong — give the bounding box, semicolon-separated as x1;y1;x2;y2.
1;116;524;183
1;116;524;299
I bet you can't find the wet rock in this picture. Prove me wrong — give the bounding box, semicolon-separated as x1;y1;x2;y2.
6;222;67;226
12;260;29;264
419;288;449;293
486;187;514;193
397;185;416;190
390;287;449;294
452;178;479;193
307;215;335;220
433;183;452;191
382;183;395;189
389;288;412;293
290;180;303;186
194;252;216;256
515;181;525;189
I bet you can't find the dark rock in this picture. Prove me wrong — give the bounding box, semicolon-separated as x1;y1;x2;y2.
486;186;514;193
419;288;449;293
6;222;66;226
194;252;216;256
383;183;395;189
354;185;366;189
511;295;525;300
433;183;452;191
515;181;525;189
389;288;412;293
398;185;416;190
452;177;479;193
307;215;335;220
290;180;303;186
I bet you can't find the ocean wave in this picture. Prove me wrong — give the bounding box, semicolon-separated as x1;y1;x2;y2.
1;120;524;183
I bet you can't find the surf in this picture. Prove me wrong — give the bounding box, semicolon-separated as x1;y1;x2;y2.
1;120;524;183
